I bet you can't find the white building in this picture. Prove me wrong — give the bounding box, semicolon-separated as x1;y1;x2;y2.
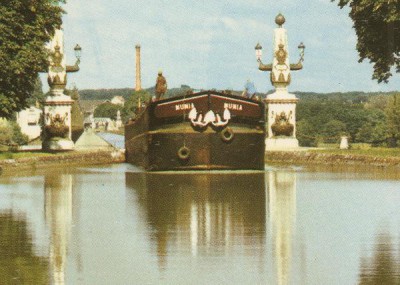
110;96;125;106
16;106;43;140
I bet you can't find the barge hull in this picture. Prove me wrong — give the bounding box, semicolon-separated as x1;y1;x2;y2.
125;129;265;171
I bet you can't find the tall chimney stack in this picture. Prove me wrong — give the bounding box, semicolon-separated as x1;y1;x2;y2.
135;44;142;91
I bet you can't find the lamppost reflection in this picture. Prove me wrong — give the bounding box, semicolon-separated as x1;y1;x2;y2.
44;174;73;285
267;171;297;285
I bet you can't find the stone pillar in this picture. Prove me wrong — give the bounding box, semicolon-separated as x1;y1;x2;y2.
43;29;80;151
135;44;142;91
258;14;304;150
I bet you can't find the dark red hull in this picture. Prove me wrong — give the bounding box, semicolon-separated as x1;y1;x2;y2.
125;91;266;171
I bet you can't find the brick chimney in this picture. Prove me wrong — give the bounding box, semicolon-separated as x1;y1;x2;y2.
135;44;142;91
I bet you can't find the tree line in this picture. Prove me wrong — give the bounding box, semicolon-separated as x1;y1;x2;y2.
296;92;400;147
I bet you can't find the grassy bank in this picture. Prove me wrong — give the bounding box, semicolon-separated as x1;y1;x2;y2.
308;147;400;158
0;151;54;160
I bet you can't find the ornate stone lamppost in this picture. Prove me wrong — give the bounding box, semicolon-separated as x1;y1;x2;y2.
255;14;305;150
43;29;82;151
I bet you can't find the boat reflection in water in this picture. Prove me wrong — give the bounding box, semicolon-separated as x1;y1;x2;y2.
44;174;74;285
126;170;300;283
126;172;267;269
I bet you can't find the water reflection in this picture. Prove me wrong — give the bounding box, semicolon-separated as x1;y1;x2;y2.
267;171;297;285
0;165;399;284
126;172;267;271
0;212;49;284
44;174;73;285
358;232;400;284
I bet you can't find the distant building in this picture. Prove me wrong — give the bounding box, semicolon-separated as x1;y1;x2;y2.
16;106;42;140
110;96;125;106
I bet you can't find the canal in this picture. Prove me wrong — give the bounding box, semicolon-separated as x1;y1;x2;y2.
0;164;399;284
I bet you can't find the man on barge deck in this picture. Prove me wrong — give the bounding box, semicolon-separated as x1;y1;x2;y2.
155;70;167;100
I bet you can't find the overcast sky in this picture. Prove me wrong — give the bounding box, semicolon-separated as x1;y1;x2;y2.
51;0;400;93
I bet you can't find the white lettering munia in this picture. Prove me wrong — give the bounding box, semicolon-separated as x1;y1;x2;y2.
224;103;243;111
175;103;194;111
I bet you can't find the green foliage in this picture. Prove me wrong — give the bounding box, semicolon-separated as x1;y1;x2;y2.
26;77;45;107
356;109;387;145
364;94;389;111
80;88;135;100
0;213;49;284
123;90;151;120
0;0;65;118
334;0;400;82
323;119;347;143
9;121;29;145
296;92;393;146
0;120;28;145
165;85;192;98
94;102;123;120
0;121;13;145
79;85;192;101
297;119;318;147
385;93;400;146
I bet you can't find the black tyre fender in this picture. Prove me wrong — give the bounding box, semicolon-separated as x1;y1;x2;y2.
220;127;234;142
177;146;190;160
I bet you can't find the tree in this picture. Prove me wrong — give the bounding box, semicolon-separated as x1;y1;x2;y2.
334;0;400;83
385;93;400;146
26;76;46;107
94;102;123;120
355;108;386;144
123;90;151;120
322;119;347;143
0;1;65;119
297;119;319;147
364;94;390;111
0;120;28;146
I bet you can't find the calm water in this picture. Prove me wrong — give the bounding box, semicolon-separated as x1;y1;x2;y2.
0;164;399;285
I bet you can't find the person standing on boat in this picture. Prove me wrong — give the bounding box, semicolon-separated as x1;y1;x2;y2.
155;70;167;100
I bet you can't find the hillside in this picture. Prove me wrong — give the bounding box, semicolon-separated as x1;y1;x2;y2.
79;86;397;102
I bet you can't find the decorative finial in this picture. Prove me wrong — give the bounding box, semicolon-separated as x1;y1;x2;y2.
275;13;285;27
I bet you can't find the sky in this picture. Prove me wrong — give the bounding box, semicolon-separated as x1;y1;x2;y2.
49;0;400;94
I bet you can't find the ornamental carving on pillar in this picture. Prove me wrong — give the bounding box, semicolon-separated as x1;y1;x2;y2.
50;44;64;73
276;44;287;64
271;44;290;85
271;111;294;137
44;113;69;138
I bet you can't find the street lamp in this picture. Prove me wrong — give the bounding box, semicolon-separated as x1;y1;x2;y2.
298;42;305;62
255;43;263;62
65;44;82;73
74;44;82;59
74;44;82;62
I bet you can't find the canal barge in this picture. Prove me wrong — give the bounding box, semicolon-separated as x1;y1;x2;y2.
124;90;265;171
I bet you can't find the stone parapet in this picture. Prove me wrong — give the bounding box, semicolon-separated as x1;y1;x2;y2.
0;150;125;175
265;150;400;168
